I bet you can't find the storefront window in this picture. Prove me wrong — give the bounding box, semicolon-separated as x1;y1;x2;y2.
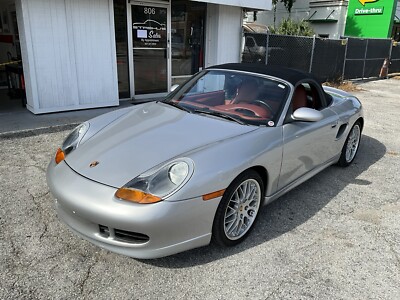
171;1;206;85
113;0;130;98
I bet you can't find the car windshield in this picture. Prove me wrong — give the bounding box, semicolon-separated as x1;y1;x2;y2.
164;70;289;126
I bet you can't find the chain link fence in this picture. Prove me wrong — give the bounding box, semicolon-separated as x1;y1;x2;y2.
242;32;400;82
343;38;392;79
390;42;400;73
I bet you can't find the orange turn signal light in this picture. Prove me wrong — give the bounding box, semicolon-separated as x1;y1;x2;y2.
55;148;65;164
202;189;225;201
115;188;162;204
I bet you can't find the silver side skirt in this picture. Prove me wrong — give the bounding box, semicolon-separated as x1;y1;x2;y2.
264;154;340;206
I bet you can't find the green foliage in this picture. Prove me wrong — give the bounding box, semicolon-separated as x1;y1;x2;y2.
269;18;315;37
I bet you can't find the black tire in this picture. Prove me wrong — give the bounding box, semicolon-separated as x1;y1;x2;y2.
337;121;362;167
212;170;264;247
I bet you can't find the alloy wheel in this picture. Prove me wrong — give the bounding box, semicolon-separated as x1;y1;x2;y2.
345;124;361;163
223;179;261;240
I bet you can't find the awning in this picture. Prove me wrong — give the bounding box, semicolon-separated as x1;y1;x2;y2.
307;10;337;23
308;19;338;23
243;22;269;33
190;0;272;10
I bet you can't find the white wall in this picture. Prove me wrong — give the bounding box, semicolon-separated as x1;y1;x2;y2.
397;1;400;18
192;0;271;10
16;0;118;114
253;0;311;27
308;2;348;39
250;0;348;39
205;4;243;67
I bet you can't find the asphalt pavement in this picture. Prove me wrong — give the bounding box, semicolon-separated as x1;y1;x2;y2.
0;79;399;299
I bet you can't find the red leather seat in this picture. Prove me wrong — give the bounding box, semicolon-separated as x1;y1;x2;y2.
233;79;259;104
292;85;308;111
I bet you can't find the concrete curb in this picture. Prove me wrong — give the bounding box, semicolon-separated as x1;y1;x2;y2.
0;123;78;139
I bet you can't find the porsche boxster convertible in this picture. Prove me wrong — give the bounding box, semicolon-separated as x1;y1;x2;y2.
47;63;363;259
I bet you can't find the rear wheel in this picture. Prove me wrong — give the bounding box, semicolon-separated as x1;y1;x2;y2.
212;170;264;247
338;121;362;167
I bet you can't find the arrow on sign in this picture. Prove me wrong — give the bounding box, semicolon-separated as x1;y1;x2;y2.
358;0;378;5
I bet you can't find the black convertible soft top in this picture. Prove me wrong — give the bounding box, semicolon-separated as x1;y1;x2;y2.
209;63;321;85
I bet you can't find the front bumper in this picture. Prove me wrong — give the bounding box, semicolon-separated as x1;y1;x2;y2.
46;160;220;259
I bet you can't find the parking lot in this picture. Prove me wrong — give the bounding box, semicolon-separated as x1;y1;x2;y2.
0;78;399;300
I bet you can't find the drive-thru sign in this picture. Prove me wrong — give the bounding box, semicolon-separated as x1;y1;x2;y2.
344;0;397;38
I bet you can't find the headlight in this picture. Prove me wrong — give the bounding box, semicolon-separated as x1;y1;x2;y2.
168;162;189;185
54;123;89;164
62;123;89;154
115;158;194;204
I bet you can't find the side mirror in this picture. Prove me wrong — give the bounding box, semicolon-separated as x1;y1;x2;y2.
292;107;323;122
170;84;179;92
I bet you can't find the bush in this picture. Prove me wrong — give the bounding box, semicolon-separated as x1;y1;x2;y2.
269;18;314;37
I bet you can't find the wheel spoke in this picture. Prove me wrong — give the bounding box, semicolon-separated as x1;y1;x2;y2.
225;213;237;229
248;186;257;202
240;185;246;203
231;191;240;203
235;218;243;236
227;215;240;235
240;219;248;232
225;207;236;218
245;182;252;198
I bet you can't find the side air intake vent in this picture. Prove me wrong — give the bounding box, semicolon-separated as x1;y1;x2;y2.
114;229;149;244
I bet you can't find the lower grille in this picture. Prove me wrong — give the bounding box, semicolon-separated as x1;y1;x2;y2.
98;225;149;244
114;229;149;244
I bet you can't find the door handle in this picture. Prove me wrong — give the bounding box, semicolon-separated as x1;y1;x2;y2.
331;121;338;128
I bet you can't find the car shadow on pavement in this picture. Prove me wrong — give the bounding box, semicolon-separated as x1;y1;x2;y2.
140;134;386;268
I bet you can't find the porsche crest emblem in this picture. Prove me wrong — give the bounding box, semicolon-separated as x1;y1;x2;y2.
89;161;100;168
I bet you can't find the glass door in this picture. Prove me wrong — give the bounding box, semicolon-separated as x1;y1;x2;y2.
131;3;170;96
171;1;206;86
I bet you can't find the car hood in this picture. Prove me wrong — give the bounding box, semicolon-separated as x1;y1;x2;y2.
66;102;257;188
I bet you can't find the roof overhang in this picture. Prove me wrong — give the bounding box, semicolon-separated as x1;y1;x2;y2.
308;19;338;23
190;0;272;10
307;9;338;23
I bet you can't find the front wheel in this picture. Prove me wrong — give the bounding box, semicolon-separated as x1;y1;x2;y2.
212;170;264;247
337;121;362;167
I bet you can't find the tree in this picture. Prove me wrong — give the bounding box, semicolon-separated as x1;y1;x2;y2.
281;0;296;15
272;0;278;29
269;18;315;37
271;0;296;29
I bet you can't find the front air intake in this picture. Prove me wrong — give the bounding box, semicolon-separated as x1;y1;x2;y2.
114;229;149;244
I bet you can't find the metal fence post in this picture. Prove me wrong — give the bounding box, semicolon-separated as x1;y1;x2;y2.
309;35;316;73
388;39;393;74
265;31;269;65
342;38;349;80
362;39;368;79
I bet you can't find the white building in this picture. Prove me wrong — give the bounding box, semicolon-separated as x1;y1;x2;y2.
0;0;271;114
247;0;349;39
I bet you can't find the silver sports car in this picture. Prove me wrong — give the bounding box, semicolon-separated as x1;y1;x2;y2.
47;63;363;259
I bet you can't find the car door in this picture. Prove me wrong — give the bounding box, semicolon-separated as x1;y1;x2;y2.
278;82;340;190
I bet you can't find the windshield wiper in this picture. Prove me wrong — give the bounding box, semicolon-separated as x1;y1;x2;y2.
193;109;246;125
161;100;191;113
